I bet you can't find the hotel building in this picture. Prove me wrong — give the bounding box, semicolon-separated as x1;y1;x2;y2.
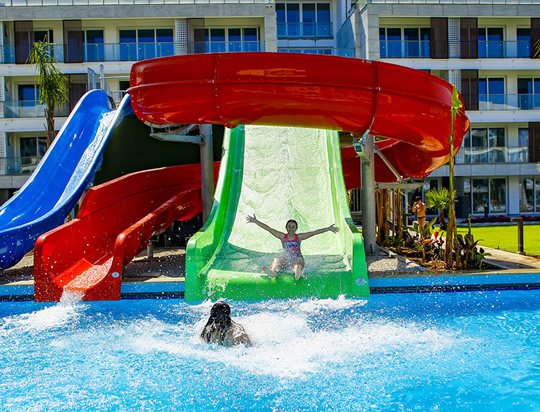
0;0;539;218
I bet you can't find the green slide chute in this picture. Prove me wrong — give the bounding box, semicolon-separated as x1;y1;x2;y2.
185;125;369;302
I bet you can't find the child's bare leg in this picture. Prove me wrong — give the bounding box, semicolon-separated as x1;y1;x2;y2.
263;256;283;277
293;263;306;280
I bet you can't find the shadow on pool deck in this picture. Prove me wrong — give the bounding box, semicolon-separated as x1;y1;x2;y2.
1;245;540;287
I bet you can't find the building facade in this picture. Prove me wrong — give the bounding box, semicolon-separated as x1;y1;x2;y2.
0;0;539;218
341;0;540;218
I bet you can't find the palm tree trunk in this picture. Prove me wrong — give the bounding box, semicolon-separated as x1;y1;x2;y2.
45;107;55;147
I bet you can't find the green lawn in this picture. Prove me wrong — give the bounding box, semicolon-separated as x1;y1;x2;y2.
456;224;540;256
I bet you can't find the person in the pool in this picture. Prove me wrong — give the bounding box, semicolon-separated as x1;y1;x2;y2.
200;301;252;347
246;214;339;280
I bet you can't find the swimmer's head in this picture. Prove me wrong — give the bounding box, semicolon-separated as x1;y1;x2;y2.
285;219;298;234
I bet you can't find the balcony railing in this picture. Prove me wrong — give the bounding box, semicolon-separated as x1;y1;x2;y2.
456;146;529;164
358;0;537;5
3;0;268;5
277;22;333;39
0;156;43;176
379;40;534;59
478;94;540;111
3;100;69;118
0;41;266;64
278;48;355;57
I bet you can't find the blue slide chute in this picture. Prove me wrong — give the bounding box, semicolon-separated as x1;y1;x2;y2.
0;89;132;270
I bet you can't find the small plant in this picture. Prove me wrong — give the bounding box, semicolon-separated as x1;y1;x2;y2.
453;216;490;270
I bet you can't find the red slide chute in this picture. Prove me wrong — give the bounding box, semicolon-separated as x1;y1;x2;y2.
129;52;469;182
34;164;217;302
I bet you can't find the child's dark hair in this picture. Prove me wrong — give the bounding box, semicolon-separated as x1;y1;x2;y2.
414;195;421;201
201;301;233;344
286;219;298;229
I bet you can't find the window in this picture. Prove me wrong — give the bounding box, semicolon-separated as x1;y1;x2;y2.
19;136;47;173
34;29;53;43
478;27;504;58
119;28;173;61
379;27;430;58
18;84;39;107
465;178;506;215
517;28;531;58
517;78;540;110
193;28;260;53
463;128;505;163
478;77;505;109
519;178;538;212
276;3;331;38
514;128;529;163
84;30;104;62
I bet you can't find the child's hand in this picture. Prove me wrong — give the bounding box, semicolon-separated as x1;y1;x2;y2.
246;214;257;224
328;224;339;233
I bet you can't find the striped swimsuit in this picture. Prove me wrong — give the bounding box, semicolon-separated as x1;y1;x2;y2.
282;234;302;259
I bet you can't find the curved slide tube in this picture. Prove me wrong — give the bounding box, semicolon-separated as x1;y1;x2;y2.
0;90;132;271
34;164;218;301
185;125;369;302
129;52;469;182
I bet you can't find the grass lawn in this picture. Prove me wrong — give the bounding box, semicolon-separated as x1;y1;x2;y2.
456;224;540;256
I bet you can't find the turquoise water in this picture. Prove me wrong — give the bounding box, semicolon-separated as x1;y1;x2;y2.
1;291;539;411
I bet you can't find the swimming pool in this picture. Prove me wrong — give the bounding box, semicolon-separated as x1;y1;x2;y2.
1;290;539;411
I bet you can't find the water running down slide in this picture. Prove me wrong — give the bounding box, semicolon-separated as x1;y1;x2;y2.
0;90;131;271
185;125;369;301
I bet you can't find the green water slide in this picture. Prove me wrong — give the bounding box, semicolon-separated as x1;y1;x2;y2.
185;125;369;302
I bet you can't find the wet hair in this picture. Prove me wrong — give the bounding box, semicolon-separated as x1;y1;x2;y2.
286;219;298;230
201;301;233;344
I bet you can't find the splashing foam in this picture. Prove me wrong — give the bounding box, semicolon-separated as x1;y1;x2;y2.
1;291;84;333
132;300;461;379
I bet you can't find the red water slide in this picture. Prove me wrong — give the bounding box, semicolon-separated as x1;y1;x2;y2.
34;164;217;302
129;52;469;182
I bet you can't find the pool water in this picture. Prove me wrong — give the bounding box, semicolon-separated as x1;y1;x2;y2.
1;290;539;411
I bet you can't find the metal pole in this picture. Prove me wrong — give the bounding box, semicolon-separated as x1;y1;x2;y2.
511;217;524;255
361;133;377;256
199;124;215;222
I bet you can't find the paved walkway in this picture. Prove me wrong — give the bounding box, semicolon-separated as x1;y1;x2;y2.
482;246;540;270
1;245;539;287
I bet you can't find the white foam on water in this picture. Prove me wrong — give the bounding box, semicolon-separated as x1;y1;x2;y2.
1;292;84;334
124;300;464;380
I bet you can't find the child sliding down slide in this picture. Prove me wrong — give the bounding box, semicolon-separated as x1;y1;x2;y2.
246;214;339;280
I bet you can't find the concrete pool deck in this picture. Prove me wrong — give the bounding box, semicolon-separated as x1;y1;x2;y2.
1;246;540;301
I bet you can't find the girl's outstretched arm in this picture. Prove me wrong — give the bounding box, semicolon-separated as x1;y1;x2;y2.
246;214;284;239
298;224;339;241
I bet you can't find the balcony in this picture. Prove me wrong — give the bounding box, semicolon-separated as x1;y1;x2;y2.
0;156;42;176
379;40;533;59
277;22;333;39
0;41;265;64
380;40;431;59
3;100;69;118
278;48;355;57
477;94;540;111
2;0;268;5
456;146;529;164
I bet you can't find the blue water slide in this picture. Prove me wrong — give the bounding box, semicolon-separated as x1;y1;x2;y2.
0;89;133;270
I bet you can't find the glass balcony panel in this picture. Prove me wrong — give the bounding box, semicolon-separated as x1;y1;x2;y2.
0;156;43;176
457;146;529;164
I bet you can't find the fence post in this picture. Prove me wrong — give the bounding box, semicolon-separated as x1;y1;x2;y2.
510;217;524;255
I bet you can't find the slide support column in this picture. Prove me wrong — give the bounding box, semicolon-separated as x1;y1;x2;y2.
200;124;215;222
361;133;377;256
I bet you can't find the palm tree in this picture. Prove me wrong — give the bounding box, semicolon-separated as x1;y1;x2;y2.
28;41;68;147
444;87;463;269
426;187;451;227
